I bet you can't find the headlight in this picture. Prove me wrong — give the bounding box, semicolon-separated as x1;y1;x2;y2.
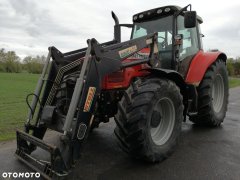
157;9;162;14
139;14;144;18
164;7;171;12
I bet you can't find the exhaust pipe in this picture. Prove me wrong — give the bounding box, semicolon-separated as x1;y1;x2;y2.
112;11;121;42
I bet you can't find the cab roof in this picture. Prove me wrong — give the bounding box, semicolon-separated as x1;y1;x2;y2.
133;5;203;24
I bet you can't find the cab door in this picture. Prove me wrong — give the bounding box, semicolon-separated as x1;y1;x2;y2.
177;15;200;77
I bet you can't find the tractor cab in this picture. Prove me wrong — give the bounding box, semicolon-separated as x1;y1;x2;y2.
131;5;203;76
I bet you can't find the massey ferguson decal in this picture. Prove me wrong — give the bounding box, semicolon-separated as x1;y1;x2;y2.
83;87;96;112
129;48;150;59
119;45;137;58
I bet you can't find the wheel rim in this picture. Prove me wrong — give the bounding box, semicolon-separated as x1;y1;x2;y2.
212;74;224;113
150;97;175;146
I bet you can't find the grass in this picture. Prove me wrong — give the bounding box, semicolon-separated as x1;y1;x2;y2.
229;77;240;88
0;72;239;141
0;73;39;141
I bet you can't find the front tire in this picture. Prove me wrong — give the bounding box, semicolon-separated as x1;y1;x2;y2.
189;59;229;126
114;78;184;162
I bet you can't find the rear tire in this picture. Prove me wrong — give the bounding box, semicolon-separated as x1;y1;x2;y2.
189;59;229;126
114;78;184;162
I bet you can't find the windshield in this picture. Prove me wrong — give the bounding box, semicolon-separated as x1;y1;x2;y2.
132;16;173;51
131;16;173;68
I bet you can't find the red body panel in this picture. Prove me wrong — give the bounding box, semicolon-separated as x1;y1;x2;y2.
102;48;150;90
185;50;225;86
102;49;226;89
102;60;149;89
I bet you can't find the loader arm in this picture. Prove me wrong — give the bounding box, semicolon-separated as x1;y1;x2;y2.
65;33;160;139
15;33;160;179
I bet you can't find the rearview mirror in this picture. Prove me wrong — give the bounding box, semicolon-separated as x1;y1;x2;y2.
184;11;197;28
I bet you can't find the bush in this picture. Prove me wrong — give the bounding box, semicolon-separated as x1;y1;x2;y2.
23;56;45;74
227;58;234;76
0;50;22;73
226;58;240;77
234;60;240;76
0;62;4;72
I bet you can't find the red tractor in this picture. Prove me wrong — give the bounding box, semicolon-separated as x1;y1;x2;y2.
15;5;228;179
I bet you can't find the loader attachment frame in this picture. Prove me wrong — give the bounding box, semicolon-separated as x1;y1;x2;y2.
15;33;160;179
16;130;68;179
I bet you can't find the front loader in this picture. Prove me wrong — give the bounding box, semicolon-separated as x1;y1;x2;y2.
15;5;228;179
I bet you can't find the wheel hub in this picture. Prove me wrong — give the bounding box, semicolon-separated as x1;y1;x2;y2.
151;111;162;128
212;74;224;113
150;97;175;146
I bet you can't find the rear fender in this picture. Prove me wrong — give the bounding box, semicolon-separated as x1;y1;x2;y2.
185;50;227;86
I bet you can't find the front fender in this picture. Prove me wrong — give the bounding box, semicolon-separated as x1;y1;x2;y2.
185;50;227;86
146;68;186;93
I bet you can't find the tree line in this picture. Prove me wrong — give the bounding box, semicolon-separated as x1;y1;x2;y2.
227;57;240;77
0;48;45;74
0;48;240;76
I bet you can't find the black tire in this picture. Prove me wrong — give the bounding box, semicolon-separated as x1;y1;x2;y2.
114;78;184;162
189;59;229;126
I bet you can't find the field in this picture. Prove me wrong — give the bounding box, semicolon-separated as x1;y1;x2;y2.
0;72;240;141
0;73;39;141
229;77;240;88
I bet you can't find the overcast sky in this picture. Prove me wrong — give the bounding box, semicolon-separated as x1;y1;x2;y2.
0;0;239;59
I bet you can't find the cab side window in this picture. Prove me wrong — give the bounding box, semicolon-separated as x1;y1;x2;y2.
158;31;172;51
177;16;199;60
